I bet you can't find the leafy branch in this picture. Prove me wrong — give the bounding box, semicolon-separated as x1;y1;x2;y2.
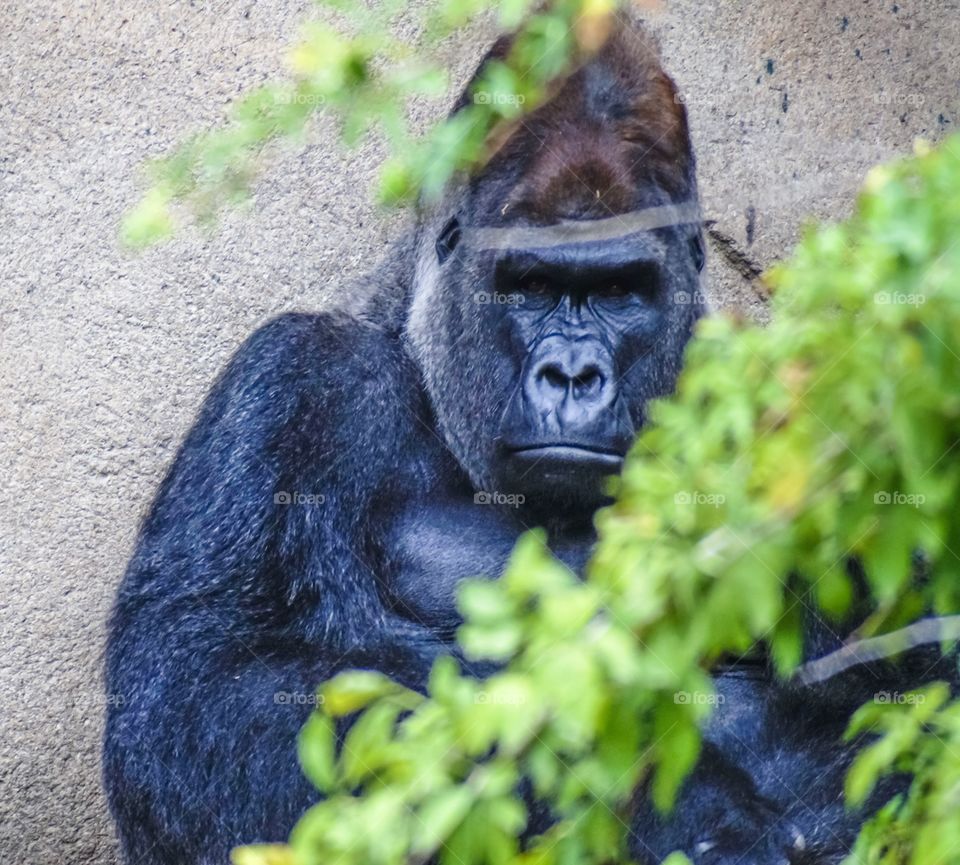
238;131;960;865
122;0;623;247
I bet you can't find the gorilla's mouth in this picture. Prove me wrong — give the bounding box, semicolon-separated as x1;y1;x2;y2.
507;443;626;468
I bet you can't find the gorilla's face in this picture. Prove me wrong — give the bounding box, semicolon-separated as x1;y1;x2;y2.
492;232;698;509
408;213;704;519
404;17;704;521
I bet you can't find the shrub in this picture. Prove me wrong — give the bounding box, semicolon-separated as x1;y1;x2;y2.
233;130;960;865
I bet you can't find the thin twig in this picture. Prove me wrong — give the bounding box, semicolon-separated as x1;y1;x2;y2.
794;615;960;685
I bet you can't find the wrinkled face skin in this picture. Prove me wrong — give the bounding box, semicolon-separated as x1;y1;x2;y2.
493;230;703;511
407;213;705;521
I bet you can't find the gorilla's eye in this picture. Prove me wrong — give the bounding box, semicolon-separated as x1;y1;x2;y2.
595;264;660;304
520;276;551;296
515;276;558;309
602;281;631;299
436;217;461;265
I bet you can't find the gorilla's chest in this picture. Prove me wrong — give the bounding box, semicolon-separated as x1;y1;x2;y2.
381;490;593;636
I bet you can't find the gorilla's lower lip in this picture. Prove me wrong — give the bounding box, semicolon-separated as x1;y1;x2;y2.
508;444;626;466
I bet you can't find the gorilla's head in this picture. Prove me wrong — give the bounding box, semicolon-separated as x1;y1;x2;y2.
405;15;705;521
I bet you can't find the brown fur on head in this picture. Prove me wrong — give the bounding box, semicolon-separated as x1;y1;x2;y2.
458;12;696;224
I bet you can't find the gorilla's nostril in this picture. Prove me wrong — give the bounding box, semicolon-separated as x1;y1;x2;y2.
540;365;569;391
535;359;607;400
572;367;603;394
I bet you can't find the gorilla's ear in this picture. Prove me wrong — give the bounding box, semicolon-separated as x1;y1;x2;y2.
689;233;705;272
436;216;462;265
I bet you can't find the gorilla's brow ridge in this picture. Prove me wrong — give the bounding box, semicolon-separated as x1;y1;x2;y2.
463;201;703;252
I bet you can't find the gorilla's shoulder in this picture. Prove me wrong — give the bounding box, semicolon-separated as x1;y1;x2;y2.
208;310;417;425
236;309;403;381
126;309;424;602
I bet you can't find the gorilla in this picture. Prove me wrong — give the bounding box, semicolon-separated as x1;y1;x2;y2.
104;14;929;865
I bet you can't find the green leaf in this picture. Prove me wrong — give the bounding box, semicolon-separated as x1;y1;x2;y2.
297;711;337;793
121;187;173;247
412;786;476;855
231;844;300;865
320;671;404;717
651;708;701;812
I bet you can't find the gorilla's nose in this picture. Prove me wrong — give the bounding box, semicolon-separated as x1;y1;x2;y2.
528;339;616;419
501;335;634;473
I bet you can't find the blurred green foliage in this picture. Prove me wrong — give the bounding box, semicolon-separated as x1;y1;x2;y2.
229;117;960;865
122;0;618;246
845;682;960;865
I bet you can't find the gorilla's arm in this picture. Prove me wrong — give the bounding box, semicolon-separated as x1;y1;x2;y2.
631;742;791;865
103;312;443;863
630;643;945;865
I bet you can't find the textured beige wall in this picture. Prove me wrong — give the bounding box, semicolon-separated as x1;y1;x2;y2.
2;1;958;861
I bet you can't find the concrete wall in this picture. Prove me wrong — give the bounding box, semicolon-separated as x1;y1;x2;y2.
1;1;957;861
